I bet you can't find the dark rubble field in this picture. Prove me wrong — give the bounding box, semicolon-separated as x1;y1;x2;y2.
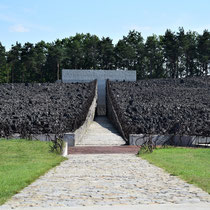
0;81;96;137
108;77;210;139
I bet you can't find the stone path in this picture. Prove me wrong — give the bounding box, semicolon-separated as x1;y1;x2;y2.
2;154;210;208
1;117;210;208
76;117;125;146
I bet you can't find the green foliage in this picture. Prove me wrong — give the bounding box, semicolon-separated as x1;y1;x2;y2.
139;147;210;194
0;139;66;205
137;135;155;155
161;29;179;78
45;40;65;82
0;43;9;82
145;35;165;78
1;28;210;82
197;30;210;76
49;137;64;155
115;30;145;78
138;144;153;154
98;37;115;69
7;42;22;82
62;33;85;69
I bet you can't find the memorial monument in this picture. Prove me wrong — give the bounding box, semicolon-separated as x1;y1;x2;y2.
62;69;136;115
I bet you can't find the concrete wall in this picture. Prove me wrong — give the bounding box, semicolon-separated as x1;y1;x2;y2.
62;69;136;115
106;80;127;142
63;83;97;148
129;134;210;147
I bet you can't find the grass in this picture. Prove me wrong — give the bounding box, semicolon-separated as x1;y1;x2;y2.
139;147;210;194
0;139;67;205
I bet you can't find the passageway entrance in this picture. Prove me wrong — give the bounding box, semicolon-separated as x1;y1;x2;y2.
62;69;136;115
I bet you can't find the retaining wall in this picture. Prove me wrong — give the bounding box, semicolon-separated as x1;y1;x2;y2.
63;83;97;148
129;134;210;147
106;80;127;143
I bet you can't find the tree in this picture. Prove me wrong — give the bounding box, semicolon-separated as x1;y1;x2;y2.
62;34;85;69
7;42;22;82
98;37;115;69
83;33;100;69
21;42;38;82
45;40;64;82
182;30;198;77
115;30;145;78
34;41;48;82
0;42;9;82
161;30;179;78
197;30;210;76
176;27;186;77
1;28;210;83
145;35;165;78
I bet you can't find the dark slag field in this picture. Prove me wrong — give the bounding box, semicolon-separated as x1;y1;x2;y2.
109;76;210;139
0;81;96;137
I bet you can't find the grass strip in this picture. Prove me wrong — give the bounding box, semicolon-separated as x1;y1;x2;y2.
0;139;66;205
139;147;210;194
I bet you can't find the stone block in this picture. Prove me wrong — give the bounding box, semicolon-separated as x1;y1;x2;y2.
63;133;75;146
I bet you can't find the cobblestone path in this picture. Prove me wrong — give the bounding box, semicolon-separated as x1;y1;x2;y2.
2;154;210;208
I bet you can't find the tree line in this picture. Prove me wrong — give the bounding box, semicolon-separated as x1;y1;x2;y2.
0;27;210;83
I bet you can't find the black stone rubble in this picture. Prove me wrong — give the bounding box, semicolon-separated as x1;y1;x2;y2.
0;81;96;137
108;76;210;139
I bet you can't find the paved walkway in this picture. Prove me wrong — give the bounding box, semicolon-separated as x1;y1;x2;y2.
2;204;210;210
1;117;210;209
1;154;210;209
76;117;125;146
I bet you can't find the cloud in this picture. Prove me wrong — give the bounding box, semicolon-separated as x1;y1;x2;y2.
10;24;29;33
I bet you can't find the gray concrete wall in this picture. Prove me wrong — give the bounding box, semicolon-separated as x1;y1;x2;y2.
106;80;127;142
63;84;97;148
129;134;210;147
62;69;136;115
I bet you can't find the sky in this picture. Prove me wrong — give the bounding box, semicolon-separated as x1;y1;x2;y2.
0;0;210;50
